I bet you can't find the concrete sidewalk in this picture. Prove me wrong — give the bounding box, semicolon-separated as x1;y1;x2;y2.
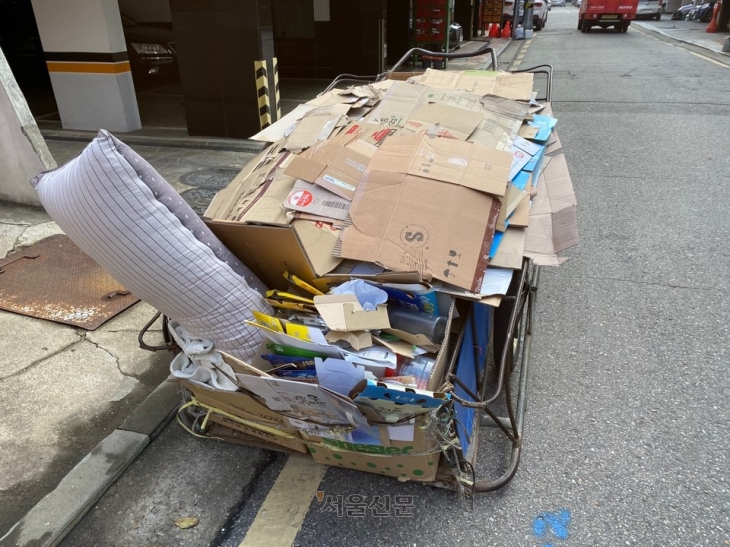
0;138;260;545
632;17;730;60
1;38;515;547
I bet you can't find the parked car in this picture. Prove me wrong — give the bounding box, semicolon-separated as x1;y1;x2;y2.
120;13;178;83
502;0;549;30
635;0;662;19
671;3;693;18
554;0;567;6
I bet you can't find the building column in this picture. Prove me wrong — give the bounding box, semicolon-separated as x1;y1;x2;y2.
30;0;141;132
170;0;276;139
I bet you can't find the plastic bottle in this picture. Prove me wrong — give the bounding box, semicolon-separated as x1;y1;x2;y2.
387;307;447;344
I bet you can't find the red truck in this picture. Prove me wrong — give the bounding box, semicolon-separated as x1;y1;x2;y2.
578;0;639;32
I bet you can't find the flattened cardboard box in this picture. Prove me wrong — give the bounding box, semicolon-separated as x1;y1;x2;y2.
524;153;578;266
206;414;308;454
418;69;535;101
306;443;440;481
178;379;297;428
205;142;293;225
285;143;370;201
336;168;500;293
367;134;511;197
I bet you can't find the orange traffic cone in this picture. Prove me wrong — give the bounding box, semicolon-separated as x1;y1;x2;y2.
489;23;500;37
706;1;720;32
501;20;512;38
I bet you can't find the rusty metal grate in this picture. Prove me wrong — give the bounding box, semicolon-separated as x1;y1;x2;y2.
0;234;139;330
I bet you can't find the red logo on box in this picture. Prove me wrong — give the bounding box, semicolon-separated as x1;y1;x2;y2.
289;190;313;207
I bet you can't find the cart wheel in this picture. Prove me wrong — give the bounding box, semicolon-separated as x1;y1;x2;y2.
622;22;628;32
586;24;592;31
577;19;582;29
615;24;621;32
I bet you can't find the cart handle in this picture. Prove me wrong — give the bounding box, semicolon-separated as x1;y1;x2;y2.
320;44;499;95
388;43;499;74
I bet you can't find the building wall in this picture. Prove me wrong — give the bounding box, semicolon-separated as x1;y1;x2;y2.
118;0;173;22
0;50;55;206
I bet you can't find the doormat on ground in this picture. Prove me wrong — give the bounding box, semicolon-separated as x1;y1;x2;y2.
0;234;139;329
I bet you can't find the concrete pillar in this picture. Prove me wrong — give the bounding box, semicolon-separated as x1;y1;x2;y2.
170;0;276;139
0;49;56;206
29;0;141;132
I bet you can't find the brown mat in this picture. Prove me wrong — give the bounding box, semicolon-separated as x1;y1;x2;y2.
0;234;139;330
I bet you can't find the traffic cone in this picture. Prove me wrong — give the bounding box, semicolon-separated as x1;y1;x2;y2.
489;23;500;37
706;1;720;32
501;20;512;38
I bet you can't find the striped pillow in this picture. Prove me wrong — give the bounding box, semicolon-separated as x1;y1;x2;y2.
31;129;271;361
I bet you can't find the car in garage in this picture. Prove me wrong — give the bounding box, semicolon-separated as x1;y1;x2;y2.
120;14;178;83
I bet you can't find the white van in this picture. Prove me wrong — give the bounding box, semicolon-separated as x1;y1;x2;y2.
636;0;663;19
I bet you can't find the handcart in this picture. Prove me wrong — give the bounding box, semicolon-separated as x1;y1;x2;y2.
142;44;554;497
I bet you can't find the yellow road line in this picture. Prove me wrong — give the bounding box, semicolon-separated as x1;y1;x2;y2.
689;51;729;68
239;456;328;547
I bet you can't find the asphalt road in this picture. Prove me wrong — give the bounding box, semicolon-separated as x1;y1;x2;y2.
59;9;730;547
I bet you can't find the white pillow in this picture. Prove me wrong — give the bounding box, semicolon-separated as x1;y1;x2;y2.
31;129;272;361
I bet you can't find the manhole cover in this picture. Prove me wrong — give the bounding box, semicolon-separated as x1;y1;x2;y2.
180;168;240;189
181;187;218;215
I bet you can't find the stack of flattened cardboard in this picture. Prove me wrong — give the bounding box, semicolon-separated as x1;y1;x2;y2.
188;69;577;481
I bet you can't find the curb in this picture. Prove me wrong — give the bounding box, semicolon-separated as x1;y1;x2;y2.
631;22;730;64
39;129;267;154
1;378;180;547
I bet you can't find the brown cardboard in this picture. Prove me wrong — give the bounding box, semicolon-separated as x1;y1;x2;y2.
490;227;526;270
366;82;527;152
207;220;342;291
283;179;351;221
301;415;441;481
496;184;529;232
306;443;440;481
285;104;350;152
402;103;482;141
336;169;500;293
325;330;373;351
314;294;391;331
204;142;293;225
285;144;370;201
524;153;578;266
545;130;563;156
206;414;308;453
179;379;296;427
366;134;511;197
508;180;532;228
418;69;535;101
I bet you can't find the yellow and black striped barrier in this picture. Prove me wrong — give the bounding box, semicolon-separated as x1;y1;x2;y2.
272;57;281;121
254;60;272;129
